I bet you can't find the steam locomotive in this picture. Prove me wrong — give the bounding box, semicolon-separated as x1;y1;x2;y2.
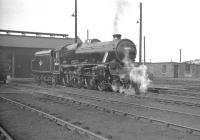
31;34;142;94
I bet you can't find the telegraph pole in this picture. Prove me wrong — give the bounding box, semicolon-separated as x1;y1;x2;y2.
139;2;142;63
144;36;146;64
87;29;89;40
180;49;182;63
75;0;77;43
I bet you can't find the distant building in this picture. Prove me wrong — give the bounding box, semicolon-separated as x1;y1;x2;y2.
0;29;82;78
146;62;200;78
184;59;200;64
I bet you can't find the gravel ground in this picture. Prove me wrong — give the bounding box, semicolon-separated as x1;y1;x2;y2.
0;99;88;140
0;91;200;140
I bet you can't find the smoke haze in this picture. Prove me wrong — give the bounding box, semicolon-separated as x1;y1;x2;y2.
113;0;128;34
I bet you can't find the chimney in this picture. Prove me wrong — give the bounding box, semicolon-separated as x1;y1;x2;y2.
113;34;121;40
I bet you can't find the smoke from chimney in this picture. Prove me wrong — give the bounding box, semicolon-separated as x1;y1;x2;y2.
113;0;129;34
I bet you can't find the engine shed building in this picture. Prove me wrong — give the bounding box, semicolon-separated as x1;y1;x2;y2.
0;29;81;78
146;62;200;78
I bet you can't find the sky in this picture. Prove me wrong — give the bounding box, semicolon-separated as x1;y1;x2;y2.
0;0;200;62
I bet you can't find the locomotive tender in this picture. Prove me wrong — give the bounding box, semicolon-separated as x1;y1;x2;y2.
31;34;141;94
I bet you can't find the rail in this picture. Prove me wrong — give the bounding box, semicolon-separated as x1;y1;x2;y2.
0;125;14;140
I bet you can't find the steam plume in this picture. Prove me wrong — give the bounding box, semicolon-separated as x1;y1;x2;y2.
118;48;150;95
113;0;128;33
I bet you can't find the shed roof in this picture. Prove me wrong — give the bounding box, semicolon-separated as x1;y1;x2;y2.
0;32;82;49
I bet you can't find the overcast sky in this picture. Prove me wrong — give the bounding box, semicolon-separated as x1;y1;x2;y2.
0;0;200;62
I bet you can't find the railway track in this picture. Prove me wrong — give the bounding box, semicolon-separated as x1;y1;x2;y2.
28;85;200;117
2;92;194;140
144;92;200;105
0;96;109;140
8;83;200;108
149;86;200;97
132;94;200;107
0;125;14;140
34;91;200;135
3;84;200;136
10;82;200;112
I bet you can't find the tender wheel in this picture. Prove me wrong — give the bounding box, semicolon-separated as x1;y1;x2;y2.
73;77;81;88
87;78;96;90
97;80;106;91
111;80;120;92
52;76;56;86
64;75;70;87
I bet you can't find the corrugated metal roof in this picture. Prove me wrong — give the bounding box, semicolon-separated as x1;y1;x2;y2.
0;29;69;37
0;34;82;49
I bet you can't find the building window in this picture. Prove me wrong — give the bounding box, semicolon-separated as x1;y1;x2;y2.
162;65;167;74
185;64;191;73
